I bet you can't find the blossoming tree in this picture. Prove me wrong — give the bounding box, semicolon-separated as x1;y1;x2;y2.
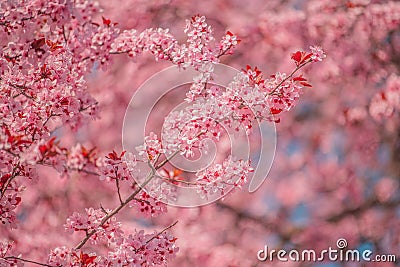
1;0;398;266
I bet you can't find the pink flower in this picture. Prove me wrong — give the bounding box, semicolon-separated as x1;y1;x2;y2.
135;132;165;162
309;45;326;62
196;157;253;199
65;208;124;245
369;92;394;121
130;191;167;217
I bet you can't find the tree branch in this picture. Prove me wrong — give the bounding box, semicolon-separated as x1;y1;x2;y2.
268;59;312;96
74;170;155;249
3;256;58;267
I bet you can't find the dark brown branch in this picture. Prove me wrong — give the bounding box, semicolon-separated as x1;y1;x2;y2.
0;164;20;199
327;198;400;223
3;256;58;267
115;177;124;205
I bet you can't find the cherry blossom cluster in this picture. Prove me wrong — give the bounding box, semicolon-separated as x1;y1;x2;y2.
162;94;226;158
111;14;241;102
1;2;242;236
0;190;22;229
65;207;124;245
96;149;169;217
0;241;22;267
0;241;12;258
137;170;178;204
365;1;400;32
130;191;168;217
111;14;239;69
57;218;178;266
48;247;98;267
66;144;98;174
105;229;178;266
369;74;400;121
183;15;213;65
135;132;165;163
157;47;325;200
184;15;242;102
1;0;106;233
111;28;179;63
196;157;254;199
0;171;24;229
99;151;132;181
162;47;325;158
219;31;240;54
19;139;98;178
341;106;368;125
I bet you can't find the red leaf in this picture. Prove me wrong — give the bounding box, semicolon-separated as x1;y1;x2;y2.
4;127;11;138
39;137;57;156
346;1;356;8
81;147;96;158
102;16;111;26
60;98;69;105
80;252;97;266
16;140;32;145
15;197;21;205
81;146;89;157
0;174;11;187
107;150;124;160
291;51;313;66
39;145;47;155
48;137;56;147
300;81;312;87
291;51;302;65
173;168;183;177
270;108;282;115
191;14;201;22
46;40;63;52
293;75;307;82
107;151;117;160
7;136;14;143
303;53;312;62
40;64;47;73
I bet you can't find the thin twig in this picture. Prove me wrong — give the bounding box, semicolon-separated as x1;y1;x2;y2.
9;83;36;102
155;150;181;170
100;204;108;214
143;220;178;246
115;178;123;205
267;59;312;96
62;25;68;44
74;170;155;249
0;164;20;199
4;256;58;267
133;197;151;205
217;44;233;58
156;175;197;185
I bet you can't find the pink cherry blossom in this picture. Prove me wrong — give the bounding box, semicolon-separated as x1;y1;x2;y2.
4;0;398;267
